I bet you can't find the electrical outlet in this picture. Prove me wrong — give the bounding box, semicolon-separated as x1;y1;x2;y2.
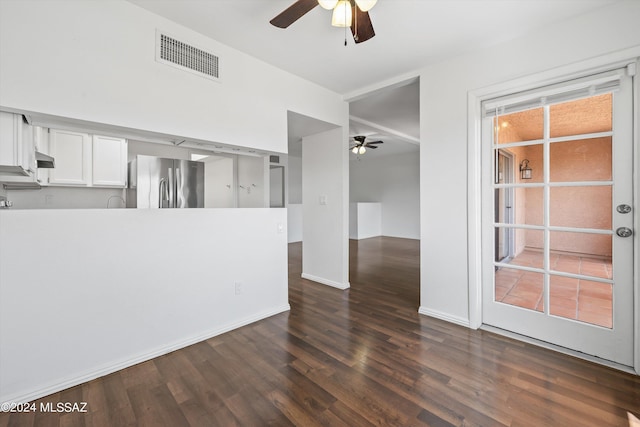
277;223;284;234
234;282;243;295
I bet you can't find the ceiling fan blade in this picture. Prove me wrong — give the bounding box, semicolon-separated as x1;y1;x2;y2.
367;145;378;149
270;0;318;28
350;5;375;44
352;136;366;143
366;141;383;145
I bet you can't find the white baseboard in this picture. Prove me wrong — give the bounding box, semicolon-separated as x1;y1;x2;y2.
301;273;350;290
418;306;471;328
1;304;291;405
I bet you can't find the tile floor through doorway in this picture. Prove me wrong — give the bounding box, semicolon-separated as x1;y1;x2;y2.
495;249;613;328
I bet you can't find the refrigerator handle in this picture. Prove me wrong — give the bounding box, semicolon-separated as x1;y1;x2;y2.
176;167;181;208
159;178;167;208
168;167;174;208
158;178;167;209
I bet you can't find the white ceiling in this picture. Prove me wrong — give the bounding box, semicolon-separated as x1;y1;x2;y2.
128;0;617;95
127;0;618;159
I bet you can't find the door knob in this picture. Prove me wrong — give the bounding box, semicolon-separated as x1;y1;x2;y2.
616;204;632;214
616;227;633;238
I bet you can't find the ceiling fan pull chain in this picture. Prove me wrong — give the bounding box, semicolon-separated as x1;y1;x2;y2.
344;3;348;46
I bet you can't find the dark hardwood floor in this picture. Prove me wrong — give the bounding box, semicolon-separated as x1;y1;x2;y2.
2;237;639;426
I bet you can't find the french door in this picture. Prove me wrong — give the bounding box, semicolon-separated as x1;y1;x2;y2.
481;68;635;366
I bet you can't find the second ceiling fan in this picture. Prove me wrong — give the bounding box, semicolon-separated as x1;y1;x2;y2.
350;135;383;155
270;0;377;44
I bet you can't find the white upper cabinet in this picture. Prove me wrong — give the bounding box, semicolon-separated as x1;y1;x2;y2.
0;111;36;177
46;129;127;188
48;129;91;186
92;135;127;187
2;115;128;188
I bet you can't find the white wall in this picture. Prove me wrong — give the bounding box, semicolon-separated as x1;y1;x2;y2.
287;155;303;204
418;1;640;326
350;152;420;239
0;208;288;403
349;202;382;240
302;127;350;289
237;156;265;208
0;0;347;154
204;156;235;208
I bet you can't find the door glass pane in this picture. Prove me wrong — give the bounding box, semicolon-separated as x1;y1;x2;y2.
549;275;612;328
549;186;612;229
549;275;578;319
495;267;544;312
577;279;612;328
522;229;544;258
495;108;544;144
549;94;612;138
495;227;545;313
509;144;543;183
495;145;543;183
549;137;612;182
549;231;612;279
495;228;544;267
518;187;543;226
495;225;511;262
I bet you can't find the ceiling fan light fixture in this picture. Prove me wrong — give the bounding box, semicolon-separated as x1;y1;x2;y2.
317;0;339;9
354;0;377;12
331;0;352;27
352;146;359;154
358;146;366;155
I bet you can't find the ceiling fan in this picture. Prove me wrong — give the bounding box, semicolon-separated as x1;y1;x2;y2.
349;135;383;154
270;0;377;44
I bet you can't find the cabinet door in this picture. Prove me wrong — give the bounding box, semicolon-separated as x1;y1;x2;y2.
0;112;20;167
48;129;91;185
20;120;36;174
92;135;127;187
0;112;32;174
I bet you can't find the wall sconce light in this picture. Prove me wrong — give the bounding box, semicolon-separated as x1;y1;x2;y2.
520;159;532;180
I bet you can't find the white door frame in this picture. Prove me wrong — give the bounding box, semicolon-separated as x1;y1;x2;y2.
466;49;640;374
494;149;515;263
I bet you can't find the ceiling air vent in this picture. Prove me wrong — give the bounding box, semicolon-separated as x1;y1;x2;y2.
156;31;220;82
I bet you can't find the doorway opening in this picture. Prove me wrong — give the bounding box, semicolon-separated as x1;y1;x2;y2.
347;77;421;309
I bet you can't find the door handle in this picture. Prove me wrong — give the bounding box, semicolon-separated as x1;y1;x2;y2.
616;227;633;238
617;204;632;214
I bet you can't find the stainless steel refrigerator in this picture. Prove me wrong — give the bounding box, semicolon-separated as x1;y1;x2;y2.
128;155;204;208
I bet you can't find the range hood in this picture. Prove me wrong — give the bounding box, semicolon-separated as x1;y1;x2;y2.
36;151;55;168
3;182;42;190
